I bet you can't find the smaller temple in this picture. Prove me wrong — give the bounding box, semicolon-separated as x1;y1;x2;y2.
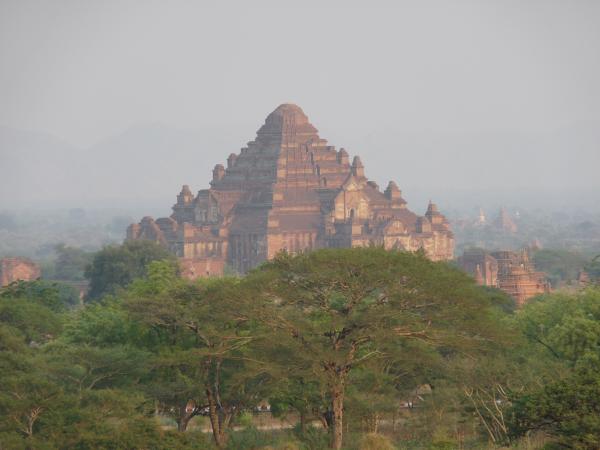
458;248;549;307
458;248;498;287
577;270;590;286
476;207;486;226
0;257;41;287
494;207;518;233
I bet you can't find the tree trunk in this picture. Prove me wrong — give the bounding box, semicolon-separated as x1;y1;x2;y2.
331;383;345;450
177;411;192;432
177;400;197;432
206;388;228;448
300;411;306;433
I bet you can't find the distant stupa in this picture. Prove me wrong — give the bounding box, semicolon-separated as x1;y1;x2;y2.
477;207;486;225
494;207;518;233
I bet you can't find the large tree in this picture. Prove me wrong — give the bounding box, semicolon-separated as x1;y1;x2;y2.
509;288;600;448
125;264;271;447
85;240;176;300
52;243;94;281
249;247;505;449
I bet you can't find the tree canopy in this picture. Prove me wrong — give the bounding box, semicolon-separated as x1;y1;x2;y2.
3;246;599;449
509;289;600;449
247;247;509;449
85;239;177;300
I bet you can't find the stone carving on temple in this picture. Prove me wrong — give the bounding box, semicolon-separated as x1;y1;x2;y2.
127;104;455;277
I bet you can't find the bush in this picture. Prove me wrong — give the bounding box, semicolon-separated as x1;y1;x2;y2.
428;428;459;450
359;433;396;450
237;411;254;428
226;427;298;450
293;425;329;450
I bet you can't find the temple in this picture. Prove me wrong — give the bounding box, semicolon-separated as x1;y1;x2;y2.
0;257;41;287
458;248;550;306
494;207;518;233
127;104;454;277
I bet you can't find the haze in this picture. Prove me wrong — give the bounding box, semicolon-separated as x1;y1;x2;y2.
1;0;599;213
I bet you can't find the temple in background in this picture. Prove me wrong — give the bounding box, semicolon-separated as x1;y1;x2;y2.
458;247;550;306
127;104;454;277
0;257;40;287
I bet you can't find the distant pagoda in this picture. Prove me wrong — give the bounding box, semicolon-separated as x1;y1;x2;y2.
127;104;454;277
494;207;518;233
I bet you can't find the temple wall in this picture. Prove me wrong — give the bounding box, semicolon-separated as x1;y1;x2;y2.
180;258;225;279
127;103;455;278
0;258;41;287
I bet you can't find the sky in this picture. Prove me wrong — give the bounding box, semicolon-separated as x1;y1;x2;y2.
1;0;599;212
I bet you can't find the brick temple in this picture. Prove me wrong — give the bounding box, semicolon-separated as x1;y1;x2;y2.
127;104;454;277
0;257;41;287
458;248;549;306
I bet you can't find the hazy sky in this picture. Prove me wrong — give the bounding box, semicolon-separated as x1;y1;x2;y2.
1;0;599;211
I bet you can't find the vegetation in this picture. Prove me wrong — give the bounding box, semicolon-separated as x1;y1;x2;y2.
453;208;600;259
531;248;588;287
250;249;508;449
1;246;599;449
85;239;177;299
509;289;600;448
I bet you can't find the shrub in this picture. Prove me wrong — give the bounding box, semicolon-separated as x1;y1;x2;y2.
359;433;396;450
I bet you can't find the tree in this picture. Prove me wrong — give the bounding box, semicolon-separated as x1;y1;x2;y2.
52;243;93;281
125;269;271;447
509;288;600;448
249;248;505;449
0;283;66;445
480;285;516;315
269;376;330;433
585;255;600;284
532;249;587;287
0;281;68;345
0;279;79;312
85;240;177;300
510;356;600;449
0;352;63;440
0;264;213;450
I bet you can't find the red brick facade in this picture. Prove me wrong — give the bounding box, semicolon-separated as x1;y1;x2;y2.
0;257;41;287
128;104;454;277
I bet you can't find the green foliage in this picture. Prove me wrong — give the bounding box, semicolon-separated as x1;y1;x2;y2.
46;343;150;393
125;274;272;445
509;288;600;448
225;427;291;450
85;239;177;300
4;247;598;450
480;285;517;314
51;243;94;281
532;248;587;287
249;247;508;449
0;279;79;311
62;299;145;347
358;433;396;450
0;355;63;440
518;289;600;365
237;411;254;428
510;355;600;449
292;425;329;450
0;281;67;345
585;255;600;283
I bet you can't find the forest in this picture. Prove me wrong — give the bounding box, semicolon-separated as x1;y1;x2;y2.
1;243;600;450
